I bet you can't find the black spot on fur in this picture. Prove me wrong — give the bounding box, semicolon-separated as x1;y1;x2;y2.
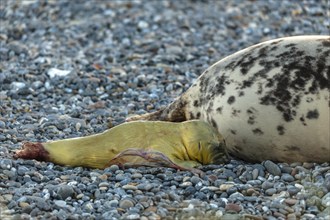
241;80;253;89
214;75;227;96
306;109;319;119
230;130;236;135
232;109;240;117
197;38;329;125
193;100;199;107
216;107;223;114
210;118;218;130
227;96;235;104
284;43;297;48
300;116;307;126
165;99;188;122
277;125;285;135
270;45;278;51
256;40;329;122
196;112;201;118
246;108;258;124
247;116;255;125
207;101;214;113
257;83;263;94
252;128;264;135
189;112;194;119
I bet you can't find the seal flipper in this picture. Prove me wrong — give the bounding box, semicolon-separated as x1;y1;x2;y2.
105;148;204;176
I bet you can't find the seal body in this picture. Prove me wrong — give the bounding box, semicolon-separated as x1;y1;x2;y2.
128;36;330;163
15;120;228;171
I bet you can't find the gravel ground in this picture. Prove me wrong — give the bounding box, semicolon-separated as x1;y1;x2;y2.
0;0;329;219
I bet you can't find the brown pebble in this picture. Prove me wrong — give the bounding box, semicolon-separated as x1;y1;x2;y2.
284;206;295;213
287;213;297;220
302;162;314;169
290;168;297;176
220;183;235;191
279;208;288;215
19;202;29;208
60;175;70;180
98;174;108;180
273;211;286;218
285;198;297;206
225;203;242;213
246;188;259;196
146;206;157;212
207;174;217;182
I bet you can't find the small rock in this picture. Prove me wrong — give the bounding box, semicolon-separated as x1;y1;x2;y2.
285;198;297;206
281;173;295;182
17;166;29;176
122;184;138;190
57;185;74;200
137;183;153;191
225;203;241;213
322;192;330;207
252;168;259;179
220;183;235;191
10;82;26;90
137;21;149;29
109;165;119;172
265;188;277;196
47;68;71;78
115;173;126;181
54;200;67;208
119;198;135;209
263;160;281;176
0;159;12;170
261;181;274;190
0;120;5;128
126;214;140;220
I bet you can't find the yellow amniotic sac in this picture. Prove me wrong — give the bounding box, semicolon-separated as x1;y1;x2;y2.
15;120;228;174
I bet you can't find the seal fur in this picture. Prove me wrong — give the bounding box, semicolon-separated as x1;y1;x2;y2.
127;36;330;163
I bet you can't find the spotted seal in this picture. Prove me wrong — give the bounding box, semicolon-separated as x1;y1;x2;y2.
127;35;330;163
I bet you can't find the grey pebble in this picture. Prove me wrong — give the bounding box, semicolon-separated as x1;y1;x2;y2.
190;176;202;185
0;120;5;128
109;165;119;172
57;185;74;200
261;181;274;190
263;160;282;176
265;188;277;196
1;159;13;170
119;198;135;209
137;183;153;191
115;173;126;181
17;166;29;176
281;173;295;182
54;200;67;208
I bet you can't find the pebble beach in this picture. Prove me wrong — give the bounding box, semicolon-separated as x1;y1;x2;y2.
0;0;329;219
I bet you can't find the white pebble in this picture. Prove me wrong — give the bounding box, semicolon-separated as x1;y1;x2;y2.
47;68;71;78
